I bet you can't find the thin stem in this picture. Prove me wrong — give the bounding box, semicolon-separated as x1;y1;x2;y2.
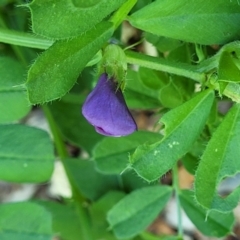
125;50;205;83
123;38;144;51
172;164;183;237
75;203;93;240
0;28;53;49
41;105;68;159
41;105;81;198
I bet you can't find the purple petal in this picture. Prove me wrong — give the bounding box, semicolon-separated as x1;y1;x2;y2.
82;73;137;137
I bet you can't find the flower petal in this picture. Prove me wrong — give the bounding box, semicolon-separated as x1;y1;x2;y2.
82;73;137;137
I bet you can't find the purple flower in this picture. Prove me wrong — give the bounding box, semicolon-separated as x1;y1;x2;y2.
82;73;137;137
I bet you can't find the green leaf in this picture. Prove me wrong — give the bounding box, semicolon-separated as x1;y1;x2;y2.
218;82;229;96
181;136;208;175
93;131;162;174
0;202;52;240
140;232;180;240
129;90;214;182
166;43;192;63
0;124;54;182
29;0;125;39
160;44;195;108
130;0;153;14
222;82;240;103
49;100;103;154
180;190;234;237
122;170;157;192
218;51;240;83
207;98;218;126
129;0;240;45
138;67;166;90
26;21;113;104
64;159;119;201
181;153;199;175
0;56;31;123
90;191;126;240
125;69;162;109
159;79;183;108
37;201;82;240
195;104;240;212
107;186;172;239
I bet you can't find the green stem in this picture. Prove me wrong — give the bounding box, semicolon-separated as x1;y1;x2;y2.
42;105;92;240
0;16;29;65
110;0;137;30
0;27;210;85
125;50;205;83
41;105;80;197
172;164;183;238
75;203;92;240
0;28;101;67
41;105;68;159
0;28;53;49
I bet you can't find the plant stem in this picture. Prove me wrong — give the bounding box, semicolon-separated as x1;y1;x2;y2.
125;50;205;83
0;28;53;49
172;164;183;238
41;105;79;196
0;28;101;66
75;203;92;240
110;0;137;30
41;105;68;159
0;16;29;65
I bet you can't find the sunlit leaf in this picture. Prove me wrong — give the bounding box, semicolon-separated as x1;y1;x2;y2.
129;90;214;182
26;21;113;104
195;104;240;212
29;0;125;39
129;0;240;44
93;131;161;174
107;186;172;239
180;190;234;237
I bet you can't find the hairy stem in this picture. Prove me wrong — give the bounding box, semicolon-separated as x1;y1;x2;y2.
41;105;68;159
0;28;53;49
125;50;205;83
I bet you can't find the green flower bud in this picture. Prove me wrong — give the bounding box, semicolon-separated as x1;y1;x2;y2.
99;44;127;90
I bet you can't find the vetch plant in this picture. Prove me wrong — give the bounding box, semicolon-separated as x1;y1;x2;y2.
1;0;240;239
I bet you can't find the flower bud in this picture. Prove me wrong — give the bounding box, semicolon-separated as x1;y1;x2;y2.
100;44;127;90
82;73;137;137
